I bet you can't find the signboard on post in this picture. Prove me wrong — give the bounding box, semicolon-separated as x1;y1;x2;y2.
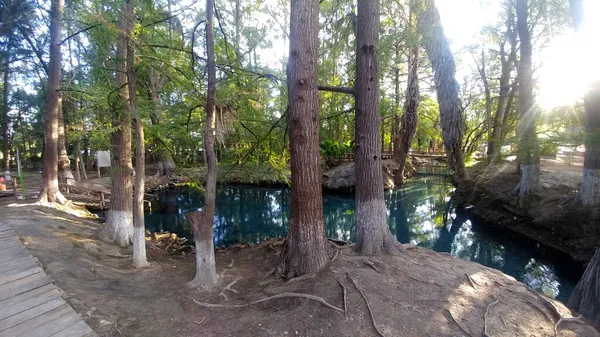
97;151;111;178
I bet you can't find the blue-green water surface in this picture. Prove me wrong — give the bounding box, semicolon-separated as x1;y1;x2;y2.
145;176;580;303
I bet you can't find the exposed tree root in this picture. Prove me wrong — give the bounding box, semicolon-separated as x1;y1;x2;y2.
499;314;508;329
347;272;385;337
445;309;474;337
337;279;347;319
218;277;240;301
465;273;479;290
363;260;381;273
554;315;594;336
483;300;499;337
193;292;344;313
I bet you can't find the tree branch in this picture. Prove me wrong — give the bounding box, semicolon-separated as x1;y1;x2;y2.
318;85;355;95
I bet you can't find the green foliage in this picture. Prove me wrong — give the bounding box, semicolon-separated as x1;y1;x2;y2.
320;140;353;167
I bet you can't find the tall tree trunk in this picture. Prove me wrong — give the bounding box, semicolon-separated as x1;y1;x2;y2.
126;1;149;268
275;0;329;278
568;248;600;325
418;0;468;184
478;48;492;162
391;48;401;154
2;56;9;177
354;0;399;255
395;44;420;185
234;0;241;60
187;0;218;287
1;0;12;179
100;0;134;247
74;140;81;181
489;7;517;163
513;0;540;202
57;101;75;185
577;83;600;206
147;69;174;176
39;0;67;204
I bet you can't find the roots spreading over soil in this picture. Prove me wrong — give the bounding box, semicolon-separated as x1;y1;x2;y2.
0;201;598;337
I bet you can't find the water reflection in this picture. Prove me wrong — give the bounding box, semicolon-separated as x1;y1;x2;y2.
145;177;576;303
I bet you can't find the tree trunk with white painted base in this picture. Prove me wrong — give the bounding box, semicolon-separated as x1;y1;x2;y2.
568;248;600;325
185;0;218;287
125;0;149;268
38;0;67;204
418;0;468;185
275;0;329;278
100;0;134;247
354;0;399;255
513;0;540;203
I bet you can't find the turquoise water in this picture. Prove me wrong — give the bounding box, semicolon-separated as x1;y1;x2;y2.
144;176;579;303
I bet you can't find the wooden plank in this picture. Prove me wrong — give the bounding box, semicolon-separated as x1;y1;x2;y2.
51;320;95;337
0;284;57;312
0;239;22;249
0;232;16;240
0;288;61;321
0;304;71;337
25;310;82;337
0;273;52;301
0;249;28;264
0;265;43;286
0;243;22;253
0;237;20;245
0;256;38;273
0;296;66;331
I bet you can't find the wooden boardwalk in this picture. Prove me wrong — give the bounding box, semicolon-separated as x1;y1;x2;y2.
0;223;96;337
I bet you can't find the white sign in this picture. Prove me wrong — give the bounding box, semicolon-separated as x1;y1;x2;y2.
97;151;111;168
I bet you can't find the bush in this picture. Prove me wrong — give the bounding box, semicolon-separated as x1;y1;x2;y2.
540;141;558;156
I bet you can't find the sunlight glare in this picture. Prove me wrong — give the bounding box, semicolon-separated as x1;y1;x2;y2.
537;0;600;110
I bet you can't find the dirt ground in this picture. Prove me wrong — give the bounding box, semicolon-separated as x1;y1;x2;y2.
457;155;600;264
0;199;599;337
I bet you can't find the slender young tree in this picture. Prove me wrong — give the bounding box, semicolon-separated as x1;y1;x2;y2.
57;103;76;185
354;0;399;255
394;1;420;185
38;0;67;204
489;4;517;163
185;0;218;286
100;0;134;246
418;0;468;184
126;0;149;268
513;0;540;202
1;0;13;179
275;0;329;278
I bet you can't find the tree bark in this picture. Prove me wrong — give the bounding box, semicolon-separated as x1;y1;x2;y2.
38;0;67;204
513;0;540;202
187;0;218;287
418;0;468;184
568;248;600;325
100;0;134;247
1;0;12;178
2;56;10;176
57;101;75;185
275;0;329;278
354;0;399;255
577;82;600;206
126;0;149;268
489;7;517;163
391;48;401;154
395;44;420;185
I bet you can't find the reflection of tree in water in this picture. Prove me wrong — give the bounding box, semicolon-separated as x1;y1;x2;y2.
145;178;573;302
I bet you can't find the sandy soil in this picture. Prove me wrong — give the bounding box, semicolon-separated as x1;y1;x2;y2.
0;199;598;337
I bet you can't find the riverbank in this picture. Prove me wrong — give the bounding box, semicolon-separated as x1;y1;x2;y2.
0;200;597;337
456;157;600;264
